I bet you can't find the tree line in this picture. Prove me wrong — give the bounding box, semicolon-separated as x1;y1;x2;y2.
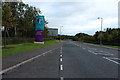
2;2;49;38
74;28;120;46
2;2;49;44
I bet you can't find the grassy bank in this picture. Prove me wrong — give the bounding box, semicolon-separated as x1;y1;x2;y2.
2;40;60;57
78;41;120;48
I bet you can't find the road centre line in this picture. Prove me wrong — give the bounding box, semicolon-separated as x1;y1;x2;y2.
61;47;62;52
60;55;62;57
60;58;63;62
0;47;60;75
60;77;64;80
103;57;120;65
60;47;62;54
60;65;63;70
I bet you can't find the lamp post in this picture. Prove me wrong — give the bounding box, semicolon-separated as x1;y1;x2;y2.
60;26;63;41
97;17;103;45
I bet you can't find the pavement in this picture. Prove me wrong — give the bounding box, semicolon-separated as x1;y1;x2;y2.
1;40;119;80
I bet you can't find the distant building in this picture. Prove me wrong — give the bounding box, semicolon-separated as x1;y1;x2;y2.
2;0;22;2
48;28;58;36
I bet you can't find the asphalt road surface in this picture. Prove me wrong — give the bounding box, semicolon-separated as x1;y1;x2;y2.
2;40;119;79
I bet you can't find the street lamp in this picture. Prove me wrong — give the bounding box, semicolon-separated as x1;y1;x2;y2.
60;26;63;41
97;17;103;45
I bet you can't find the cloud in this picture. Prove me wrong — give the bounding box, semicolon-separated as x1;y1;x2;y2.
23;0;119;35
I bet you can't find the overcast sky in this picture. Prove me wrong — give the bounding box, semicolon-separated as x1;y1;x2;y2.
23;0;119;36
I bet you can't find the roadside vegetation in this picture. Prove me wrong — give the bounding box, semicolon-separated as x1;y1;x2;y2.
78;41;120;49
73;28;120;46
59;28;119;48
2;2;49;45
2;40;60;57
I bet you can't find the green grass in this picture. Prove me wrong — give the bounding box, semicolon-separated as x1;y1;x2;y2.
78;41;120;48
2;40;60;57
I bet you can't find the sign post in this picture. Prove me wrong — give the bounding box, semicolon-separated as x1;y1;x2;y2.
34;15;44;44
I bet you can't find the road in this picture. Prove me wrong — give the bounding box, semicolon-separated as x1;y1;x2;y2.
2;40;119;80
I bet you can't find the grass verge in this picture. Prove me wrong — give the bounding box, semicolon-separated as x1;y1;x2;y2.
2;40;60;57
78;41;120;48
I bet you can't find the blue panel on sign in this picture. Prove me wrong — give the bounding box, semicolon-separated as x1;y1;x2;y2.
35;15;44;30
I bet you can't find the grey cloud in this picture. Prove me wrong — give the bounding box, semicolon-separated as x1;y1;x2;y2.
24;1;118;35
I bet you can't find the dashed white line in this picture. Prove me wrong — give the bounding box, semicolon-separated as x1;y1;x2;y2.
60;55;62;57
60;77;64;80
60;58;63;62
60;65;63;70
61;47;62;51
60;47;64;80
103;57;120;65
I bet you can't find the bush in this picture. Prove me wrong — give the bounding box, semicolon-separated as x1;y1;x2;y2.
2;37;34;45
2;37;56;45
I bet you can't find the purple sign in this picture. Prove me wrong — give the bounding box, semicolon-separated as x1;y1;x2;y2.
35;30;44;42
34;15;44;43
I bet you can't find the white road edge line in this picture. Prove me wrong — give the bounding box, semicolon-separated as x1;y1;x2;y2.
60;65;63;70
60;77;64;80
103;57;120;65
0;48;58;75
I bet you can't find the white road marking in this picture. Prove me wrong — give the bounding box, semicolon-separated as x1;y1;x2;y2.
103;57;120;65
60;47;63;55
88;48;114;56
61;47;62;51
73;43;79;47
60;55;62;57
60;58;63;62
109;57;120;60
60;77;64;80
0;48;58;75
88;50;92;52
82;48;85;49
89;51;97;55
95;52;113;56
60;65;63;70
